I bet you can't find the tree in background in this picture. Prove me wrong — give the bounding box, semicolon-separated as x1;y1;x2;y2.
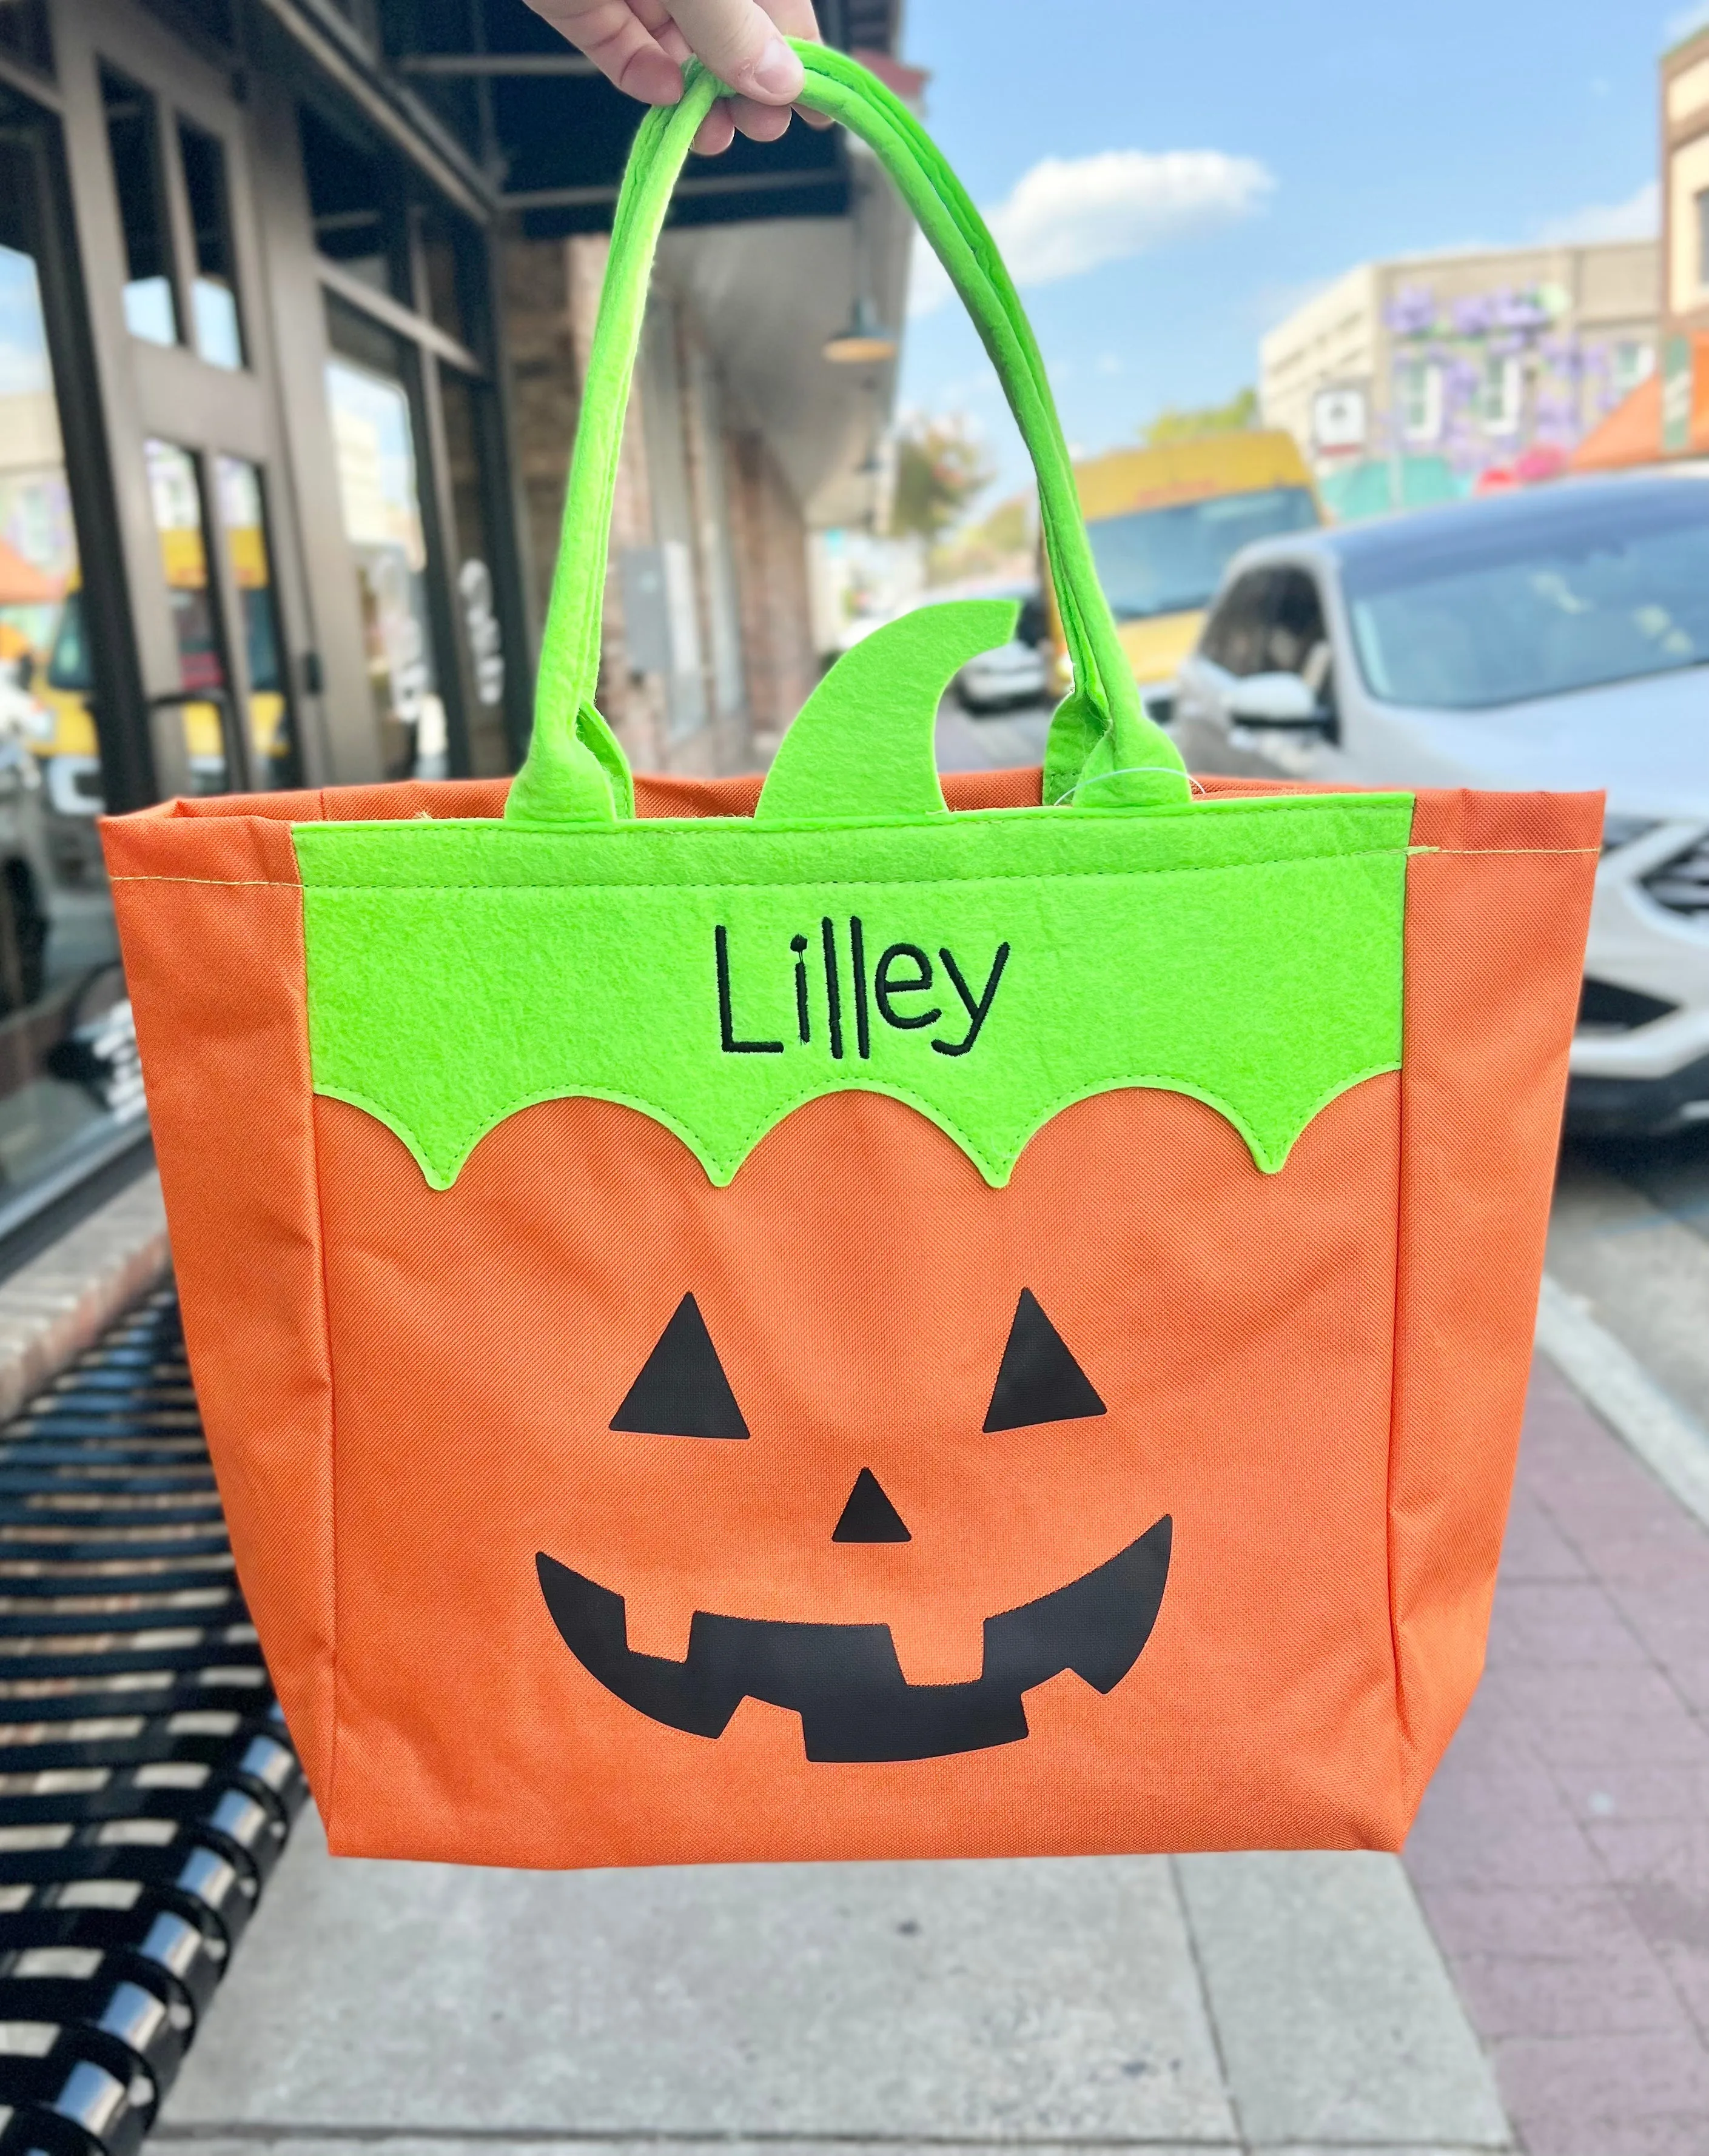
926;491;1036;587
888;416;993;541
1140;387;1258;447
967;496;1030;555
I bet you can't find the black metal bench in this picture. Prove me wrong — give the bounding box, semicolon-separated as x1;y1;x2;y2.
0;1289;306;2156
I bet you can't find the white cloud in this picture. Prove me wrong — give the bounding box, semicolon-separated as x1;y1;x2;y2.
908;147;1274;318
1668;4;1709;42
1536;179;1660;246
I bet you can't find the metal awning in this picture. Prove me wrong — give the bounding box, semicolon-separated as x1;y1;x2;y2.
361;0;904;236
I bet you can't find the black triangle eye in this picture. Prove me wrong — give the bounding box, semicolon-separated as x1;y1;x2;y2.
611;1294;750;1439
982;1290;1107;1433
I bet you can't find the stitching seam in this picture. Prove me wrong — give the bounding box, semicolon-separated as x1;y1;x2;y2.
108;843;1593;892
281;846;1415;893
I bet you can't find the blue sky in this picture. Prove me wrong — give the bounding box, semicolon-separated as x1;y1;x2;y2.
894;0;1687;500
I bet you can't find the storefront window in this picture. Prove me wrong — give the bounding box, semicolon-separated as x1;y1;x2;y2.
178;121;244;371
144;438;231;794
215;456;296;789
0;222;139;1211
438;367;509;775
100;66;179;349
325;346;446;779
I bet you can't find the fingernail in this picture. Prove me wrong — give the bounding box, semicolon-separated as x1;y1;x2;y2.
748;34;804;99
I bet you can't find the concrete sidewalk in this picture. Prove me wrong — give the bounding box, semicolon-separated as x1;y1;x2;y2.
155;1833;1507;2155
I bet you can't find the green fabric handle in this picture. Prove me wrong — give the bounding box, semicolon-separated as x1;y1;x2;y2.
508;45;1189;826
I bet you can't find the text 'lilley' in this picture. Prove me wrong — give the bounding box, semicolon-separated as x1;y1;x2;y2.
716;919;1010;1062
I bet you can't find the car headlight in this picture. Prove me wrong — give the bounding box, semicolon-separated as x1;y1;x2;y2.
1600;815;1662;853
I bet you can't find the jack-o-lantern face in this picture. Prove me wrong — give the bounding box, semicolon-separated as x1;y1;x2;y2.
537;1288;1172;1763
300;1071;1407;1868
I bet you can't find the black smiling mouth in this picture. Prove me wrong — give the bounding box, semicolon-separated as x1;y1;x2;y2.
536;1516;1172;1764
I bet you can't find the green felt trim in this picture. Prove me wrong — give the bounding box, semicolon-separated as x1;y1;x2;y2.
294;793;1412;1190
756;601;1016;825
510;47;1187;826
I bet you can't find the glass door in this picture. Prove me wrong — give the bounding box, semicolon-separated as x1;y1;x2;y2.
323;306;445;782
62;0;308;801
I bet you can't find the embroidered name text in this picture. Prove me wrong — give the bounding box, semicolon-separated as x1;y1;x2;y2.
716;919;1010;1062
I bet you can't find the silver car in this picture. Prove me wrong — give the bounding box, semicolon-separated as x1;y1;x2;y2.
1170;472;1709;1136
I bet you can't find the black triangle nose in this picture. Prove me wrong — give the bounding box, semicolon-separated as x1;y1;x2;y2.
832;1468;912;1544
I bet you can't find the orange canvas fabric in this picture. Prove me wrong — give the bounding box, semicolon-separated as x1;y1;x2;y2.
102;775;1599;1865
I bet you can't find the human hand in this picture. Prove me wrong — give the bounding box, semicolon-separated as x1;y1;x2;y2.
524;0;828;156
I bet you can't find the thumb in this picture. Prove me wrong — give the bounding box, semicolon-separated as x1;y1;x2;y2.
660;0;805;102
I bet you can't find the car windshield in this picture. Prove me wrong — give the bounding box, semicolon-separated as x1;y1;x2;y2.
1342;483;1709;709
1086;487;1319;621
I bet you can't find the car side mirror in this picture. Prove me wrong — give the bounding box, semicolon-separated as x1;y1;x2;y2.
1226;671;1333;731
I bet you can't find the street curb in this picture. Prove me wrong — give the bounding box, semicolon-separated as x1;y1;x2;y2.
0;1168;170;1421
1534;1269;1709;1534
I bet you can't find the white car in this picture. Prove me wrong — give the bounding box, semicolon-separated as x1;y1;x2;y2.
957;635;1049;712
1170;472;1709;1136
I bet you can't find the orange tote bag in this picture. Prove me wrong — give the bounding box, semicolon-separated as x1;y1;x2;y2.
103;49;1599;1870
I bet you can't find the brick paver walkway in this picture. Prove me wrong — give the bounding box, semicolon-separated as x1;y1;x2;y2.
1407;1354;1709;2156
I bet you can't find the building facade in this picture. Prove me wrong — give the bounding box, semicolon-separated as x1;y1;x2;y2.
1260;239;1658;507
0;0;908;1242
1662;23;1709;452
